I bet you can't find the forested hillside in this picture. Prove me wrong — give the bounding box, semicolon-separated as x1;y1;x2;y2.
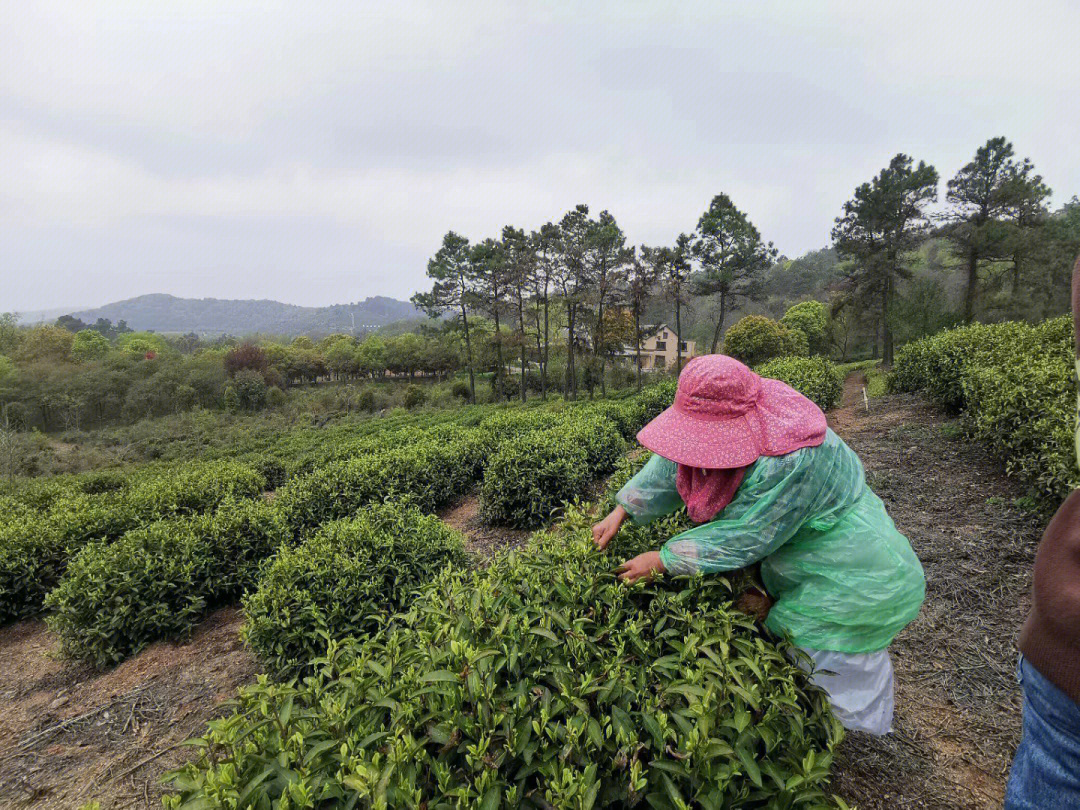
67;294;421;335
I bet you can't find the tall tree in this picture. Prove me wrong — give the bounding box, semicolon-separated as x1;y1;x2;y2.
944;137;1046;321
691;194;777;353
502;225;534;402
411;231;478;403
1002;157;1052;295
645;233;693;372
553;205;595;400
530;223;559;400
832;153;939;365
471;238;510;397
625;247;658;389
586;210;629;398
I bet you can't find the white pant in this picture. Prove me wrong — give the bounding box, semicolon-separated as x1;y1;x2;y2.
797;647;895;736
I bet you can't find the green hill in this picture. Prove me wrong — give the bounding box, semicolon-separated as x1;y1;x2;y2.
69;294;422;336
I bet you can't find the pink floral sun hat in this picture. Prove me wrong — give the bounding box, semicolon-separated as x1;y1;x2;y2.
636;354;827;469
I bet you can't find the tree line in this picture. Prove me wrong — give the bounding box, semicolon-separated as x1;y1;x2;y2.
415;134;1079;385
413;196;778;403
0;317;492;431
832;137;1077;364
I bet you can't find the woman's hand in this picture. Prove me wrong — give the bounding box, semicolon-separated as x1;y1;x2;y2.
617;551;666;584
592;505;628;551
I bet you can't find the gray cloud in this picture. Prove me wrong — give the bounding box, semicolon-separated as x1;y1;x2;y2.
3;1;1080;311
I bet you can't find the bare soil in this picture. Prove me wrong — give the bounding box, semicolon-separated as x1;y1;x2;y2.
0;608;257;809
439;494;531;557
829;373;1041;809
0;378;1044;808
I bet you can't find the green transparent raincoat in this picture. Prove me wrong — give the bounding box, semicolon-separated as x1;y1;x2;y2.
616;429;925;653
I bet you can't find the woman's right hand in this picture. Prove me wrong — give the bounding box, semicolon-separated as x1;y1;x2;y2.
592;505;628;551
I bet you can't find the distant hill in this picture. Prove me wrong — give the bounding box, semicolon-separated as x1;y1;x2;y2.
67;294;423;336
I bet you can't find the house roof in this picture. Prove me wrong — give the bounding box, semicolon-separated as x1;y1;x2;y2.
645;324;690;341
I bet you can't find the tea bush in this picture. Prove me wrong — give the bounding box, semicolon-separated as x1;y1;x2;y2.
636;378;678;424
480;415;625;527
0;459;265;624
586;399;649;440
756;356;844;412
274;434;481;535
724;315;807;366
243;501;467;675
165;513;843;810
890;320;1033;411
1;381;680;625
43;498;287;666
893;316;1078;502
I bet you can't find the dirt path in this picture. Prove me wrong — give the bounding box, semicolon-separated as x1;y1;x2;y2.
439;494;531;557
0;609;257;809
829;377;1042;809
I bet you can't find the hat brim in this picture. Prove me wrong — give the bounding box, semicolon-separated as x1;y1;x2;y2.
636;406;761;468
636;378;827;469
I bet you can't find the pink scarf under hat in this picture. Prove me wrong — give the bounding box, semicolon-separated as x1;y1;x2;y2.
676;463;748;523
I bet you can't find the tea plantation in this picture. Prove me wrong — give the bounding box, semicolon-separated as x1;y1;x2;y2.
1;366;861;807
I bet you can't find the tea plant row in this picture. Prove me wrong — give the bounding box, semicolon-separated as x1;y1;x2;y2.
15;387;675;665
164;505;846;810
892;315;1077;502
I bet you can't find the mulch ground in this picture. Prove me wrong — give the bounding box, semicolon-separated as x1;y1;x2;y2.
829;375;1042;809
0;378;1046;808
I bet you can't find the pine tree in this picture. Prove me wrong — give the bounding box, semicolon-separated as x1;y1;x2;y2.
691;194;776;353
411;231;478;403
832;154;938;365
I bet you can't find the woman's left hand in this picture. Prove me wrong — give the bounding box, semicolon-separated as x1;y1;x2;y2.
617;551;666;584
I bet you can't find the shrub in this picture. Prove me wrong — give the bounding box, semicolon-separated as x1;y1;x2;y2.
243;501;467;674
265;385;287;408
232;369;268;410
403;383;427;409
0;460;265;624
356;387;376;412
724;315;806;366
44;498;287;666
450;379;471;399
165;513;843;810
480;414;625;527
274;436;478;535
481;409;562;439
781;301;829;356
635;378;678;425
756;356;844;411
892;316;1078;503
222;385;240;411
891;321;1030;411
491;372;521;400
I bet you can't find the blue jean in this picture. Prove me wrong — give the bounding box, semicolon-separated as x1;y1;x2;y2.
1005;656;1080;809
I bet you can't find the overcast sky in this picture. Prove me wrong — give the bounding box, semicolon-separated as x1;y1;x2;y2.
3;1;1080;312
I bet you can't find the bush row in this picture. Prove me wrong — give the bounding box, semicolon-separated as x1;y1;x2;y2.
1;382;675;638
756;356;845;412
0;460;266;624
893;316;1077;502
165;508;844;809
44;498;287;667
480;413;627;527
242;501;467;675
273;431;489;536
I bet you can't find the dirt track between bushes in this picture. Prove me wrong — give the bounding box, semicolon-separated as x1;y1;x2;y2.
829;374;1042;809
0;377;1047;808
